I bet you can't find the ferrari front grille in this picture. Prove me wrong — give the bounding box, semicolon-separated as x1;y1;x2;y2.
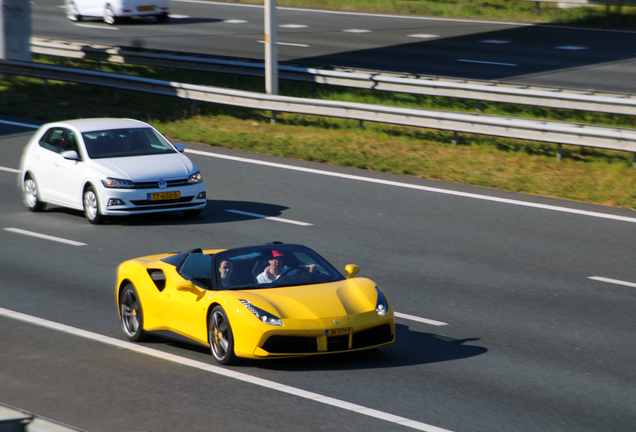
327;335;349;352
262;336;318;354
351;324;393;349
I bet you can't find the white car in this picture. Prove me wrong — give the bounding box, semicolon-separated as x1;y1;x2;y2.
19;118;206;224
66;0;170;25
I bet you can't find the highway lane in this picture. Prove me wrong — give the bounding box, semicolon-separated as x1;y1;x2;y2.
1;120;635;431
32;0;636;93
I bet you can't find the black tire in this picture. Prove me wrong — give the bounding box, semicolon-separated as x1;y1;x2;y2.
104;5;120;25
209;306;236;365
83;185;105;224
23;175;47;212
156;13;169;23
67;2;82;21
119;284;148;342
183;209;202;218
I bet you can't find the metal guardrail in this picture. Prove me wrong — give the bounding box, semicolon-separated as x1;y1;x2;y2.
30;37;636;116
2;59;636;157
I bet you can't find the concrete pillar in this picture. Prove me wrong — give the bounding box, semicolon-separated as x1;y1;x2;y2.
0;0;32;61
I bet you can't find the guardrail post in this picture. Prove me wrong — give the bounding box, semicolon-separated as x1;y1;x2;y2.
477;100;482;112
270;111;276;124
43;79;48;93
190;101;197;117
452;131;459;146
359;120;364;129
633;153;636;170
557;144;563;162
113;89;120;103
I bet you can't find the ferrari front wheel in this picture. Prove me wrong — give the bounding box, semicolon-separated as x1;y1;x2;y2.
120;284;147;342
209;306;236;365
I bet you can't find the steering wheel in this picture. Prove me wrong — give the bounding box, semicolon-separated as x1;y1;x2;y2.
279;266;311;278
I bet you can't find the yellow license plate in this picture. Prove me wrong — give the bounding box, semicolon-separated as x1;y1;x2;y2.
148;191;180;201
138;6;156;11
326;327;352;337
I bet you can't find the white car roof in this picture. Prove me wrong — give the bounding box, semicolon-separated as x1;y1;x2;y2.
45;118;150;133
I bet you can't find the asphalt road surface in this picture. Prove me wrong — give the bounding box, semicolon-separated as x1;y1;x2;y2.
1;116;635;432
31;0;636;93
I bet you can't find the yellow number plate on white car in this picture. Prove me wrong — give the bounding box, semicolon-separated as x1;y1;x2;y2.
148;191;180;201
326;327;352;337
138;6;156;11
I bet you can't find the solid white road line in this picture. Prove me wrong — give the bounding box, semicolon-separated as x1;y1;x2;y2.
394;312;448;326
408;34;439;38
185;149;636;224
74;24;119;30
588;276;636;289
225;209;313;226
342;29;372;33
280;24;308;28
0;119;39;129
555;46;587;50
223;19;248;23
457;59;517;67
0;307;455;432
479;40;511;44
4;228;87;246
0;166;19;173
257;41;311;47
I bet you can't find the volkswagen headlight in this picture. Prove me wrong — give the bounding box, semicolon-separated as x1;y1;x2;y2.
375;286;388;316
187;171;203;184
101;177;135;188
240;299;282;326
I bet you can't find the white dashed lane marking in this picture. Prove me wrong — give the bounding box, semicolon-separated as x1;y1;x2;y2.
588;276;636;289
225;209;313;226
4;228;88;246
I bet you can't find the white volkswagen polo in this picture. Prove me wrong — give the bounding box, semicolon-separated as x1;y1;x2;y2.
66;0;170;25
19;118;206;224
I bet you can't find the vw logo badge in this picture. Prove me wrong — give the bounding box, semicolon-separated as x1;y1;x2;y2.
158;180;168;189
333;320;339;325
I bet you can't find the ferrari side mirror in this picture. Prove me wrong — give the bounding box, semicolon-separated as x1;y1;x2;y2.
345;264;360;279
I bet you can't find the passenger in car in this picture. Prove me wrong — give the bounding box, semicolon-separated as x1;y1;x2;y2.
218;259;234;288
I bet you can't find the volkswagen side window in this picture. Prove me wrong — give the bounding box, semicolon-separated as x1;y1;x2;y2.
39;128;63;153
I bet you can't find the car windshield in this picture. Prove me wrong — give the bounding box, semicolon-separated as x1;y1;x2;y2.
82;127;176;159
213;244;345;290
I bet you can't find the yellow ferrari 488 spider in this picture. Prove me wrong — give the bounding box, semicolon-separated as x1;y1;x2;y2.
116;243;395;364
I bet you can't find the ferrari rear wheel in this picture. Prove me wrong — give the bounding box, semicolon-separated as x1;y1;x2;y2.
209;306;236;365
120;284;147;342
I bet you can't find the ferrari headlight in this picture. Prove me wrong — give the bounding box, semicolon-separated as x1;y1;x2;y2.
375;286;388;316
187;171;203;184
101;177;135;188
240;299;282;326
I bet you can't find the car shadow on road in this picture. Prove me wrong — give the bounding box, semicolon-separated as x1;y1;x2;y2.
248;324;487;371
41;199;289;226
